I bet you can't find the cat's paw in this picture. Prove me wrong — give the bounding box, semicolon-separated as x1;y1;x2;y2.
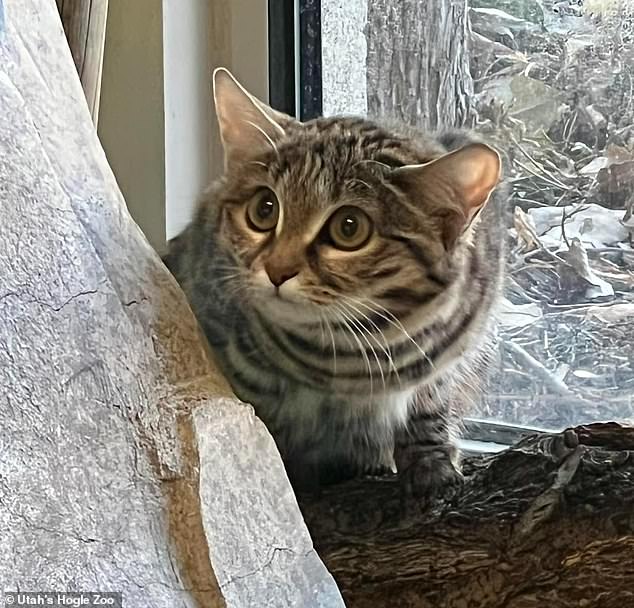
395;444;464;501
360;452;398;478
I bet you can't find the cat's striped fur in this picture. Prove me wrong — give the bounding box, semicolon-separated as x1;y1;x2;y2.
165;69;505;493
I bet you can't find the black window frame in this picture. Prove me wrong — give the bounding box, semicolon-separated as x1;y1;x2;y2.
268;0;322;121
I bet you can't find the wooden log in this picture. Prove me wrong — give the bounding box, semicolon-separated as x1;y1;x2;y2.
299;422;634;607
55;0;108;124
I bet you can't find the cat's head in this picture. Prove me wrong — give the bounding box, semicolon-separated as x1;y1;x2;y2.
209;68;501;324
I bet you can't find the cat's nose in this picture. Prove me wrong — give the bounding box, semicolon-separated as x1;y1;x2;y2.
264;262;299;287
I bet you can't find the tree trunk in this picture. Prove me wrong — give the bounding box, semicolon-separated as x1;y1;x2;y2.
366;0;475;130
299;423;634;607
0;2;344;606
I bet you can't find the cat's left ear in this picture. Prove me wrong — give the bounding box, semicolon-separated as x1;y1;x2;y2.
213;67;295;168
394;143;501;249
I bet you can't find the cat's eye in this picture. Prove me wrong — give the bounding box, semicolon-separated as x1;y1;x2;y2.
246;189;279;232
327;206;373;251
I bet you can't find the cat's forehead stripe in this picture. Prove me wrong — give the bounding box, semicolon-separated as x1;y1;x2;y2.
274;196;336;245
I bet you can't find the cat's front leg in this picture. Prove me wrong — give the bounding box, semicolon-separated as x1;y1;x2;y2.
394;407;464;500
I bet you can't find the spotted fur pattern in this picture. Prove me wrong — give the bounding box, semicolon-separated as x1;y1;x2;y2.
165;117;505;492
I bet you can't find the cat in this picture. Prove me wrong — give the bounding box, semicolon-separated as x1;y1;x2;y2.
164;68;505;496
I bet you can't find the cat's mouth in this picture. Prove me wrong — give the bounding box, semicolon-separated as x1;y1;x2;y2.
249;269;310;304
244;268;340;326
255;285;310;308
248;281;332;326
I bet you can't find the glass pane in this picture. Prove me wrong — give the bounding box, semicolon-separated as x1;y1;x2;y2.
321;0;634;430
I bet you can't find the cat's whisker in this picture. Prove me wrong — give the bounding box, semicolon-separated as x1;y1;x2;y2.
363;298;431;362
338;301;388;378
209;267;248;290
349;296;435;371
332;303;377;399
339;296;401;385
325;315;338;376
352;158;391;171
215;270;244;287
317;312;327;345
346;177;376;194
335;313;374;409
330;309;355;354
338;302;387;393
214;272;243;285
317;312;326;350
219;278;250;305
318;310;338;375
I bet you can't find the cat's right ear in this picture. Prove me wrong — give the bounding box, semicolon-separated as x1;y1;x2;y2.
393;143;501;250
213;67;294;169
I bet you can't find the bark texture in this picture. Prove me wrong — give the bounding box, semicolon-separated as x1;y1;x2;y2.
0;2;344;607
300;423;634;607
55;0;108;124
366;0;475;130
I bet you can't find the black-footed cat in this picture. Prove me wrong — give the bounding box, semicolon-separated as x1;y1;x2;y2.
165;68;505;495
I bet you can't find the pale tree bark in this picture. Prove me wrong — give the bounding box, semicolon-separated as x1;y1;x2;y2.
366;0;475;130
0;2;344;607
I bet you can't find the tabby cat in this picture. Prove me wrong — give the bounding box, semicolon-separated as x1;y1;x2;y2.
165;68;505;495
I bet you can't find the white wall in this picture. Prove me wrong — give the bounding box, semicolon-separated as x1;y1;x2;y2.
98;0;166;252
163;0;211;240
99;0;269;252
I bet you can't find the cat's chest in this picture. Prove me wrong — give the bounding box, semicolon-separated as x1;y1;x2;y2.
215;317;413;426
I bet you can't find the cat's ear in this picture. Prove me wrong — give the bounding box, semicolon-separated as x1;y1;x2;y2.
213;67;294;168
394;143;501;249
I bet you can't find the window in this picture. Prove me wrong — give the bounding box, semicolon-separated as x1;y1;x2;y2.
272;0;634;437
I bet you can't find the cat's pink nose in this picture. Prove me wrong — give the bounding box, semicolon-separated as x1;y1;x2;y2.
265;263;299;287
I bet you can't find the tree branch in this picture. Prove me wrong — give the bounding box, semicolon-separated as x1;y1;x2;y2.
299;423;634;607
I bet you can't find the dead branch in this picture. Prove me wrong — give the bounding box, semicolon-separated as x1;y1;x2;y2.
299;423;634;608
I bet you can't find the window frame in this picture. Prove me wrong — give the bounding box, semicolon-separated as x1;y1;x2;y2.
268;0;323;120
